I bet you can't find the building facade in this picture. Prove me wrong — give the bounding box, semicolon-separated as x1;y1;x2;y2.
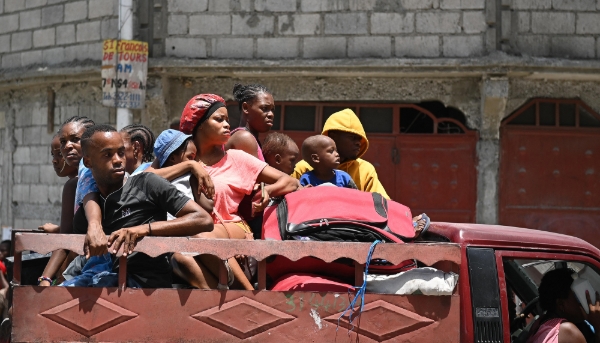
0;0;599;244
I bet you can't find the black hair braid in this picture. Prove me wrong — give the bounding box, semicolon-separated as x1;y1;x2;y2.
60;116;95;130
232;83;271;111
121;124;155;162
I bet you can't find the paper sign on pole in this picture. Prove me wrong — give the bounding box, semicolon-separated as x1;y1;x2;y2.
101;39;148;109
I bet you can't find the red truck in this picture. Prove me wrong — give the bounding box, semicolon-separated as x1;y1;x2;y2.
9;221;600;342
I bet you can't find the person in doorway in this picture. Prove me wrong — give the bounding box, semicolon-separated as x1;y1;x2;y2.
67;124;213;288
292;108;389;197
527;268;600;343
38;134;79;233
262;132;299;175
299;135;357;189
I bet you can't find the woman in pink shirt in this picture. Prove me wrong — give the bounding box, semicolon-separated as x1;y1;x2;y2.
526;268;600;343
175;93;299;289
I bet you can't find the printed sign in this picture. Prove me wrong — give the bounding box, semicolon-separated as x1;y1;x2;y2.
101;39;148;109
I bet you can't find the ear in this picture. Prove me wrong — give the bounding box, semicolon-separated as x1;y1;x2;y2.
241;101;250;115
83;155;92;169
132;141;142;158
311;153;319;164
274;153;282;164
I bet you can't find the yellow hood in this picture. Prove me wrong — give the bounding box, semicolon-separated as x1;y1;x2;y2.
322;108;369;159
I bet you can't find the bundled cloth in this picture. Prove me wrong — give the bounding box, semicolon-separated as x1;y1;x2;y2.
366;267;458;295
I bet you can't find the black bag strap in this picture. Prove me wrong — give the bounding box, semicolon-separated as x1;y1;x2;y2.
372;192;388;219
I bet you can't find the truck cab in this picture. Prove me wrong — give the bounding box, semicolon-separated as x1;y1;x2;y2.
9;222;600;342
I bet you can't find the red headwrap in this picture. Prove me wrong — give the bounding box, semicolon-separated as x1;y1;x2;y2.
179;94;226;135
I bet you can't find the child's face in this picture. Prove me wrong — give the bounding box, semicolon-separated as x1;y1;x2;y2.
278;141;300;175
313;138;340;171
169;140;197;166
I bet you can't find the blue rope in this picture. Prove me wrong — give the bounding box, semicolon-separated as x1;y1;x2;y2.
337;240;382;334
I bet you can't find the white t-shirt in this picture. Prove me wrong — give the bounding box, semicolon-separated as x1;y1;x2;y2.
167;173;193;220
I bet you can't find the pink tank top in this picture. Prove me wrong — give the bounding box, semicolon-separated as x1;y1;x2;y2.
526;318;565;343
230;127;265;161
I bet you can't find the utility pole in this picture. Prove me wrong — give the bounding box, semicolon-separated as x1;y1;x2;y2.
116;0;133;130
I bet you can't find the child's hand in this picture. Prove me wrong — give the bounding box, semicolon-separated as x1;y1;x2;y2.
39;223;60;233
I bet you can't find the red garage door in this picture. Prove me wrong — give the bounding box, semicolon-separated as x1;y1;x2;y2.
228;102;478;223
500;99;600;246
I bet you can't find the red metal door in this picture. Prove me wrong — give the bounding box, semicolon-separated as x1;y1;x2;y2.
500;99;600;247
361;135;397;199
394;134;478;223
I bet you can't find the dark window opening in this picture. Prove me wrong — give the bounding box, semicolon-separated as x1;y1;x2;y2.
359;107;393;133
508;104;536;125
559;104;576;127
504;99;600;128
401;108;434;133
417;101;468;126
227;104;242;129
539;103;556;126
580;107;600;127
284;106;316;131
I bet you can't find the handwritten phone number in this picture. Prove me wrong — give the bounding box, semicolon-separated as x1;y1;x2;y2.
102;78;145;90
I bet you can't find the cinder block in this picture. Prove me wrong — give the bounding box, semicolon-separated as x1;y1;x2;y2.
371;13;414;34
47;184;63;203
400;0;436;9
552;0;595;10
303;37;346;58
4;0;25;12
551;36;595;58
232;14;274;35
416;12;460;33
189;14;230;35
1;53;21;68
463;11;486;33
41;5;63;26
30;144;49;165
11;31;32;52
517;12;530;33
255;0;296;12
257;37;299;58
13;165;22;184
23;165;40;183
64;1;87;22
14;146;31;164
597;38;600;58
230;0;251;11
13;128;23;145
76;21;101;42
100;18;118;39
30;184;49;204
208;0;230;12
0;35;10;53
47;0;66;4
395;35;440;57
19;9;41;30
26;0;47;8
348;36;391;58
165;37;207;58
32;106;46;125
440;0;461;9
12;184;30;202
513;0;551;9
21;50;42;65
324;13;367;34
168;0;208;12
577;13;600;34
461;0;485;8
56;24;74;44
69;42;101;60
211;37;253;58
0;0;3;14
0;14;19;34
531;12;575;34
300;0;348;12
33;28;55;48
168;14;188;35
43;47;65;64
349;0;376;10
89;0;115;19
91;106;109;124
443;35;483;57
23;126;42;145
279;14;320;35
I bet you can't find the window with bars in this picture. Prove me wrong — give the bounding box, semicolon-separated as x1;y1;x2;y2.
226;101;470;134
505;99;600;128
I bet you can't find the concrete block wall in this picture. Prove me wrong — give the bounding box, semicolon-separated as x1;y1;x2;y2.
0;0;119;68
0;83;115;229
165;0;489;59
504;0;600;58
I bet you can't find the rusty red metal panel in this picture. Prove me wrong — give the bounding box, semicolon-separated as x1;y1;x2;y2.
13;287;460;343
500;127;600;248
395;135;478;223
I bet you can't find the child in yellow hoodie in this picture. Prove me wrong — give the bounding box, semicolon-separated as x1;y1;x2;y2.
292;108;390;199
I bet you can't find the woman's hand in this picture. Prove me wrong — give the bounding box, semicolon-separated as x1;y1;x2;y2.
39;223;60;233
251;184;270;217
585;290;600;331
190;162;215;199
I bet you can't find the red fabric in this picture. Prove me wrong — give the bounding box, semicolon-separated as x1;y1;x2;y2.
0;260;6;275
179;94;226;134
263;187;414;241
271;273;354;292
267;256;356;284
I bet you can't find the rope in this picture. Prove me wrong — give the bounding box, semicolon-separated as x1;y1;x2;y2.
337;240;382;334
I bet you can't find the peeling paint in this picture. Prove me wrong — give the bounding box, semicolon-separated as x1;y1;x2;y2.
310;309;322;330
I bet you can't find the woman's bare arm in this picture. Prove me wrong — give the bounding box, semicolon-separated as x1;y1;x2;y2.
225;131;259;159
146;160;214;199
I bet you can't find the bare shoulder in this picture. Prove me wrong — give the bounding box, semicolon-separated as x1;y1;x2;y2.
225;130;259;156
63;177;78;192
558;322;586;343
